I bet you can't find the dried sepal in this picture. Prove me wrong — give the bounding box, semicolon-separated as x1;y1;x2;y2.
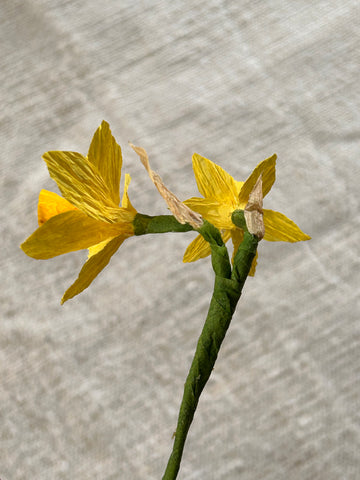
244;175;265;240
130;143;203;229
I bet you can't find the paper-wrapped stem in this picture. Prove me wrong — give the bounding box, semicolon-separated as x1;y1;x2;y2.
133;213;193;235
162;213;259;480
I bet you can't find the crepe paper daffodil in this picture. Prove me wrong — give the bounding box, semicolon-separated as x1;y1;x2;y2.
21;121;137;303
183;153;311;274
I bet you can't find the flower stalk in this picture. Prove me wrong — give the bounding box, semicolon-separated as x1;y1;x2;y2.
133;214;193;235
162;214;259;480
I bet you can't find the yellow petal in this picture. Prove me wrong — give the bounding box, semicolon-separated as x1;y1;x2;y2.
88;238;113;257
87;121;122;205
61;235;125;303
184;197;234;230
121;174;137;214
263;209;311;242
248;250;258;276
234;180;244;196
21;210;132;259
42;150;133;224
183;233;211;262
88;175;137;257
38;189;77;226
238;154;277;205
192;153;239;204
183;229;231;263
230;228;244;264
231;229;257;275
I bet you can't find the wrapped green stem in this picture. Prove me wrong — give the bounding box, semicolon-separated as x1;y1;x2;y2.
133;213;193;235
162;216;259;480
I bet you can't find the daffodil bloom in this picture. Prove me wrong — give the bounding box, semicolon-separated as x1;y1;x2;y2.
21;121;137;303
183;153;310;274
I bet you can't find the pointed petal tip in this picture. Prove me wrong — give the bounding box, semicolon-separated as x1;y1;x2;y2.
263;209;311;243
301;233;312;241
60;292;73;304
20;238;40;259
183;233;212;263
60;291;73;304
238;153;277;204
61;235;125;304
61;287;76;304
182;252;201;263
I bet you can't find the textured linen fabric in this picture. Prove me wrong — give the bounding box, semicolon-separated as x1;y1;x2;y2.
1;1;360;479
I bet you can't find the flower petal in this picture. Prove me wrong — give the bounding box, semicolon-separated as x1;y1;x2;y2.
21;210;132;259
38;189;77;226
230;228;244;264
231;229;257;275
248;250;258;276
238;154;277;205
184;197;234;229
61;235;125;304
87;238;112;257
183;229;231;263
42;150;133;224
234;180;244;196
121;174;137;214
183;233;211;262
263;209;311;242
192;153;239;204
87;121;122;205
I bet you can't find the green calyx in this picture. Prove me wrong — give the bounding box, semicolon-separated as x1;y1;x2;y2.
231;209;248;232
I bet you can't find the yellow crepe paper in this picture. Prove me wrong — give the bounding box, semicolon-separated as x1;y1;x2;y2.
183;153;310;274
21;121;137;302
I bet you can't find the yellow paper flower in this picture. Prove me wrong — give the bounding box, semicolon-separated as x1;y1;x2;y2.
183;153;310;274
21;121;137;303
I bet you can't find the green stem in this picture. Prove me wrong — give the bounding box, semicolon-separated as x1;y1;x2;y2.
162;217;259;480
133;213;193;235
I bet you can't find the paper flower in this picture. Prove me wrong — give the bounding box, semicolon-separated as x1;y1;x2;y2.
183;153;310;274
21;121;137;303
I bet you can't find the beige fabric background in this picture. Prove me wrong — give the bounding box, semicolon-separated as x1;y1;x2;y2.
1;1;360;479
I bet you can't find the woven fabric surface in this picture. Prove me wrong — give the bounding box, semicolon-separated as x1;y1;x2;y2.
1;1;359;479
